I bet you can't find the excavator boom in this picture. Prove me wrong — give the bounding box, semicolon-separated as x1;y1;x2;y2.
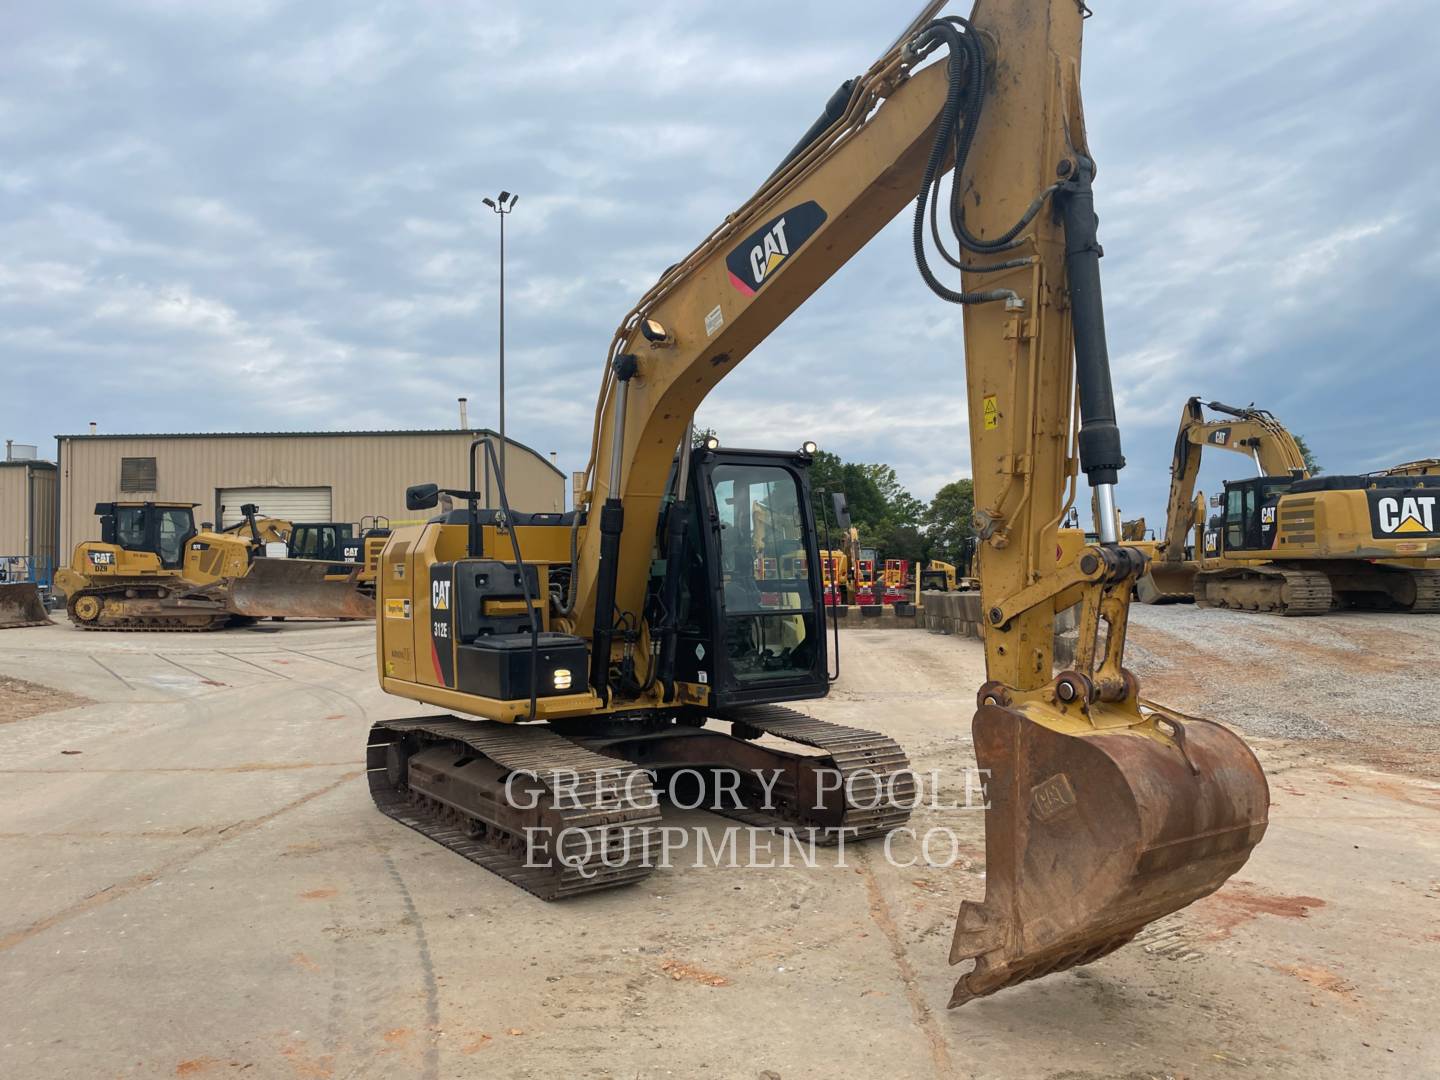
1141;397;1309;602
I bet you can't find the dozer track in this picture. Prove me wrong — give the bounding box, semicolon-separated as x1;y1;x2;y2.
367;717;662;900
66;585;232;632
1194;566;1332;616
568;705;915;845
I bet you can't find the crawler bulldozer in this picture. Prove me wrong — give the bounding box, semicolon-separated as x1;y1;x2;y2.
56;501;372;631
365;0;1269;1008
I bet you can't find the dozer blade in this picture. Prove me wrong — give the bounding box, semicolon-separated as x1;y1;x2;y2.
0;583;50;628
227;558;373;621
948;701;1268;1007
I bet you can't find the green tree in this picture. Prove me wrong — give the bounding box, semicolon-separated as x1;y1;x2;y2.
861;463;925;526
924;479;975;564
1293;434;1322;476
808;451;887;533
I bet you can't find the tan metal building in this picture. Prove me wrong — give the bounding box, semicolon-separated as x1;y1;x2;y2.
55;429;565;556
0;459;58;579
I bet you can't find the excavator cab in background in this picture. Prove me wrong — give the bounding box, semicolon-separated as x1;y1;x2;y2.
288;522;357;563
367;0;1270;1008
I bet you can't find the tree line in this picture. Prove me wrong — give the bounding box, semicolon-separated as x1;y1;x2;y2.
806;450;974;567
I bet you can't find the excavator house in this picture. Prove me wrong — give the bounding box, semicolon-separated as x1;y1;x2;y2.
367;0;1270;1007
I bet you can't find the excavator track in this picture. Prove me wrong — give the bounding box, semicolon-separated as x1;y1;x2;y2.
367;717;661;900
66;587;232;632
1194;566;1333;616
711;705;915;843
568;705;915;846
1408;569;1440;613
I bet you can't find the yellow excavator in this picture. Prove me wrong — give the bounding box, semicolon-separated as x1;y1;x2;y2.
56;501;372;630
1141;398;1440;614
366;0;1268;1007
1138;398;1309;603
1382;459;1440;477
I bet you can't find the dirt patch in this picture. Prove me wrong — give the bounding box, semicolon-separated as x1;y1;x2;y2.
1190;880;1325;940
1274;962;1360;1004
659;958;730;986
0;674;90;724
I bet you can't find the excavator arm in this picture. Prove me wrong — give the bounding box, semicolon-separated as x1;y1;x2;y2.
560;0;1269;1005
1158;397;1308;561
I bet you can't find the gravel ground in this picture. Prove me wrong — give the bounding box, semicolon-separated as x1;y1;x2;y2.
1126;604;1440;774
0;620;1436;1077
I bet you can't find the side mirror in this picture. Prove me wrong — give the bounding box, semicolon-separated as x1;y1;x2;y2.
1209;493;1224;508
406;483;440;511
831;492;852;531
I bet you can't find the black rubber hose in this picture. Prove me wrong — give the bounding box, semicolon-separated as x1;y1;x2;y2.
910;23;1018;306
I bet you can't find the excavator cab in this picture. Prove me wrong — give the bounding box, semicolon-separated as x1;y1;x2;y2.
1216;478;1290;554
95;502;198;570
670;446;827;708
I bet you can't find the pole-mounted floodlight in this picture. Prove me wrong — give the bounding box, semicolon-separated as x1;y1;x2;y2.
486;190;519;493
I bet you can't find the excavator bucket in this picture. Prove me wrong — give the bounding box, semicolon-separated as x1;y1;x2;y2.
1136;562;1197;604
0;583;50;628
948;701;1268;1006
226;558;374;621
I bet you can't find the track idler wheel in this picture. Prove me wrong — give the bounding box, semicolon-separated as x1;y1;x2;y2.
947;701;1269;1006
72;595;103;624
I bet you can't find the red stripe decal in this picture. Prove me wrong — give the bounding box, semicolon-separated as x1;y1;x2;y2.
727;270;756;296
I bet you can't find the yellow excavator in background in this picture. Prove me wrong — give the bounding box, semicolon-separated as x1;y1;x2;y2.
919;559;959;591
1382;459;1440;477
1138;398;1309;603
366;0;1268;1007
1140;397;1440;614
56;501;372;630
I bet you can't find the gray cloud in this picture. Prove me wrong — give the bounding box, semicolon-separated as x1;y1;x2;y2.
3;0;1436;521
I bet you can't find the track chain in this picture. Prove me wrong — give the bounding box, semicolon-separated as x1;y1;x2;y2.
66;587;231;632
1410;569;1440;613
1194;566;1332;616
368;717;661;900
709;704;915;844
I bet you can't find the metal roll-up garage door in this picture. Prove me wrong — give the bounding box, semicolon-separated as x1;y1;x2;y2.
219;487;333;527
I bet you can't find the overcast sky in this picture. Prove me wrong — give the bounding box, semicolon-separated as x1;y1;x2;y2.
4;0;1437;518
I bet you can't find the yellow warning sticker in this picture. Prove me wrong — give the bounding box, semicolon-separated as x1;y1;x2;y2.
384;598;412;620
982;395;999;430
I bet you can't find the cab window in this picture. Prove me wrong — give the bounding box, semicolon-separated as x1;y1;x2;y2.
156;508;193;567
710;464;816;684
116;507;147;550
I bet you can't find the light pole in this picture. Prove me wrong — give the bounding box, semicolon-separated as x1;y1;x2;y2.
482;190;518;496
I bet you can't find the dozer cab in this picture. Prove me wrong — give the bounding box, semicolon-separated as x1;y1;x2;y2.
56;501;372;630
364;0;1268;1007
